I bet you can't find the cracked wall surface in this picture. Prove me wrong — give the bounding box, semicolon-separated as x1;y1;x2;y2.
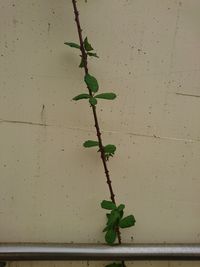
0;0;200;266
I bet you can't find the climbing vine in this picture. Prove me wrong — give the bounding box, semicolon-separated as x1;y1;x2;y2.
65;1;136;266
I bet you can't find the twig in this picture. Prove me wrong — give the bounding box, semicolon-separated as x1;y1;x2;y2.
71;1;125;262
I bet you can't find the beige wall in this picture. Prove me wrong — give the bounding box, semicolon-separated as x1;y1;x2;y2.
0;0;200;266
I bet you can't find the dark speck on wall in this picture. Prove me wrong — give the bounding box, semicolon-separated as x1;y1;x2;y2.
48;22;51;33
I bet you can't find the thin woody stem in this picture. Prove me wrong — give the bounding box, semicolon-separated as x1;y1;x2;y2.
71;2;125;266
71;0;116;205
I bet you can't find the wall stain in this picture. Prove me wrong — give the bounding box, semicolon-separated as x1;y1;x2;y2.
47;22;51;34
40;104;46;123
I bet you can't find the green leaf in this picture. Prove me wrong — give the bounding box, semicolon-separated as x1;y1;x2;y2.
104;144;116;161
79;57;84;68
119;210;124;219
84;37;94;51
95;93;116;100
105;228;117;244
106;213;110;219
106;263;123;267
89;97;97;106
117;204;125;212
101;200;116;210
64;42;80;49
119;215;136;228
104;145;116;154
87;52;99;58
84;73;99;93
117;205;125;219
83;140;99;148
73;94;90;101
107;209;120;227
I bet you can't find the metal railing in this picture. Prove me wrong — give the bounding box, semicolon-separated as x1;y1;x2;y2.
0;243;200;261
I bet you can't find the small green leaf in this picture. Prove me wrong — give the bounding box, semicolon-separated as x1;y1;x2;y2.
84;37;93;51
87;52;99;58
64;42;80;49
104;145;116;154
83;140;99;148
89;97;97;106
107;209;120;227
117;205;125;219
101;200;116;210
79;57;84;68
84;73;99;93
105;228;117;244
119;215;136;228
73;94;90;101
106;263;123;267
117;204;125;212
95;93;116;100
104;144;116;161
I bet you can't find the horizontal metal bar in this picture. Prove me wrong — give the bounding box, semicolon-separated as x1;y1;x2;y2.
1;243;200;261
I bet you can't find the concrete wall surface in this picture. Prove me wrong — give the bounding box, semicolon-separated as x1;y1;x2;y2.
0;0;200;266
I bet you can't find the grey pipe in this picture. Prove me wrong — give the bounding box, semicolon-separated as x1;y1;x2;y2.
0;243;200;261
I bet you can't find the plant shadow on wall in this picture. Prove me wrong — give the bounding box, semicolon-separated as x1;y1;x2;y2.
65;1;136;267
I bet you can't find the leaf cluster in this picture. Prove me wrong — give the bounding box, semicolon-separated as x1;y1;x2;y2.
83;141;116;161
65;37;99;69
101;200;136;245
73;73;116;107
65;39;116;106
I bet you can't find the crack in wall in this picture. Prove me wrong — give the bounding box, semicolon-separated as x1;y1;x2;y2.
0;118;199;143
0;118;49;127
125;131;199;143
175;92;200;98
